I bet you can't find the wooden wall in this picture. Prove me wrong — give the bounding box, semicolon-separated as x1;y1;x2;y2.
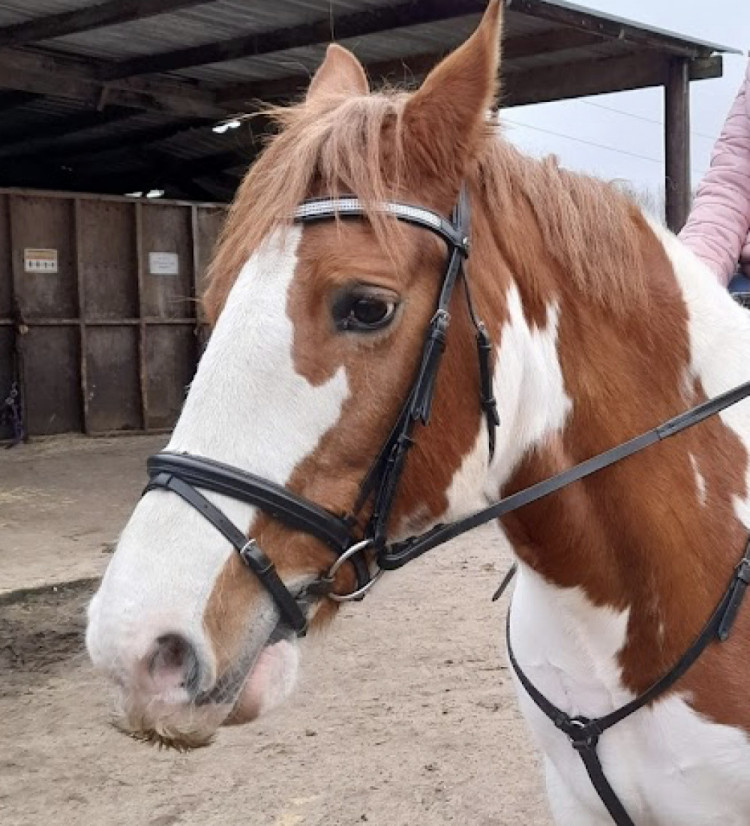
0;189;225;438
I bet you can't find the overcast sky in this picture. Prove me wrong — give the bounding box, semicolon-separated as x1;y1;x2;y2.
504;0;750;197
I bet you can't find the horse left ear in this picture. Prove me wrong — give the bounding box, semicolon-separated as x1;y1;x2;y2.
403;0;501;185
307;44;370;101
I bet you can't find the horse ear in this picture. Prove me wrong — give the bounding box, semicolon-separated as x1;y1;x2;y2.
307;44;369;100
403;0;501;185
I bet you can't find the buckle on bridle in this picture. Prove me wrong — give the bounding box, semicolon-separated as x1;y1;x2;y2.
323;538;382;603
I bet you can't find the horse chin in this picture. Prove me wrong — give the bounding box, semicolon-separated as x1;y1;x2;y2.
225;637;300;725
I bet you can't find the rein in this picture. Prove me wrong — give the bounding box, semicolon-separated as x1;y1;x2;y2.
144;187;750;824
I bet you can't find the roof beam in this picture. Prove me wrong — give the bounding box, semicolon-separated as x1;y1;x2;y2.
503;53;723;107
505;0;718;58
0;107;138;157
0;48;226;118
0;118;210;161
0;148;247;195
0;0;215;48
217;30;608;106
0;90;38;113
100;0;489;80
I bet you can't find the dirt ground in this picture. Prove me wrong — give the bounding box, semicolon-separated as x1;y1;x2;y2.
0;436;550;826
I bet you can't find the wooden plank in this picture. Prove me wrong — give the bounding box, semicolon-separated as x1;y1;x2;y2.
9;194;77;319
74;199;90;434
85;325;141;432
664;57;691;232
135;201;148;430
0;0;215;48
0;194;15;441
6;195;28;439
144;325;194;429
23;325;82;434
102;0;488;80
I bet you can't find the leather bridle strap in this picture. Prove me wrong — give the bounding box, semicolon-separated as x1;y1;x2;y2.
145;471;309;635
505;538;750;826
380;378;750;569
147;452;352;552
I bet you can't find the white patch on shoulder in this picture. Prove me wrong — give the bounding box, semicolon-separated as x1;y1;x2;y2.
650;222;750;528
88;227;350;675
510;564;750;824
405;283;572;532
489;283;573;490
688;452;707;507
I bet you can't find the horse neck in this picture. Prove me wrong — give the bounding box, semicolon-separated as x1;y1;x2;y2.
474;193;750;691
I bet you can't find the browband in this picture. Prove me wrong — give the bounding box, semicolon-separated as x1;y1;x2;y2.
294;196;470;255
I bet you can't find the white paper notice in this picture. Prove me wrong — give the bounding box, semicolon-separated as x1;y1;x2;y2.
149;252;179;275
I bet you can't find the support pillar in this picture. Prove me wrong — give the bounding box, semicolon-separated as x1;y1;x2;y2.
664;57;691;232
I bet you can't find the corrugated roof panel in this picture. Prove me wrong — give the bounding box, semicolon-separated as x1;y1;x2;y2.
172;16;484;84
0;0;93;27
41;0;390;59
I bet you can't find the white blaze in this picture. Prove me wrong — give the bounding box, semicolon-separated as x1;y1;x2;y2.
87;228;349;677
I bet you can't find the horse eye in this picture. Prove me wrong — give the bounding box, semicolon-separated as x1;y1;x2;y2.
333;290;398;332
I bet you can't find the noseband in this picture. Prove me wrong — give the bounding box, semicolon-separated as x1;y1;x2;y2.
143;185;750;826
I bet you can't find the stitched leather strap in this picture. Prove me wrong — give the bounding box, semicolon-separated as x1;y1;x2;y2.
145;471;308;635
380;378;750;569
147;453;352;553
505;539;750;825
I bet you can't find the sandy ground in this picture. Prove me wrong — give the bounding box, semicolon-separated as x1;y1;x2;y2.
0;436;551;826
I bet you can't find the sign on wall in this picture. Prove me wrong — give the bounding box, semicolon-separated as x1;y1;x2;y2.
148;252;179;275
24;248;58;273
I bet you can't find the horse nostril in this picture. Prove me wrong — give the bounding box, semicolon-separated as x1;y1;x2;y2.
147;633;201;697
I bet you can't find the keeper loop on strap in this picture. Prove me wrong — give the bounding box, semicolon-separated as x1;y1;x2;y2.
565;716;602;751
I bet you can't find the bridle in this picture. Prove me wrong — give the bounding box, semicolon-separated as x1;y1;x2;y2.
146;184;499;633
144;185;750;826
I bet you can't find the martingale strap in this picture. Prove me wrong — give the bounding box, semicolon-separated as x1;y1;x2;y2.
505;539;750;826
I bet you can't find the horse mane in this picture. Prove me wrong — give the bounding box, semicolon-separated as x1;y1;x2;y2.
205;89;648;318
478;138;647;311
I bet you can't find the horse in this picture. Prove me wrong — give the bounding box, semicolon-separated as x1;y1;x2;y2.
85;2;750;823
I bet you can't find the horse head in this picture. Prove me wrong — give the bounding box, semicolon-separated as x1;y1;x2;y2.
86;1;505;749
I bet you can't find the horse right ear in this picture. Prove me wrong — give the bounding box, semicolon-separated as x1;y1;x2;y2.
403;0;501;189
307;44;369;101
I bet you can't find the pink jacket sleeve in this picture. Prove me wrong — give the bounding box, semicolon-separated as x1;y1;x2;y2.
679;59;750;286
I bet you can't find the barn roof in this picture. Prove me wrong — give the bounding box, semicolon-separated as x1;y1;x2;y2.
0;0;738;201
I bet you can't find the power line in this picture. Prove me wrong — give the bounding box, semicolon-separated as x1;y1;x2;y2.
579;100;717;142
504;117;707;181
505;117;664;164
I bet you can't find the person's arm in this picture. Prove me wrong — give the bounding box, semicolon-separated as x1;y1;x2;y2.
679;61;750;287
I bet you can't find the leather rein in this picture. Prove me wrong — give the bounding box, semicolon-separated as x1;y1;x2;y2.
144;187;750;826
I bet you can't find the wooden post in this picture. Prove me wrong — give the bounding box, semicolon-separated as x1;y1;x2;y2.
135;200;149;431
665;57;691;232
73;198;90;434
